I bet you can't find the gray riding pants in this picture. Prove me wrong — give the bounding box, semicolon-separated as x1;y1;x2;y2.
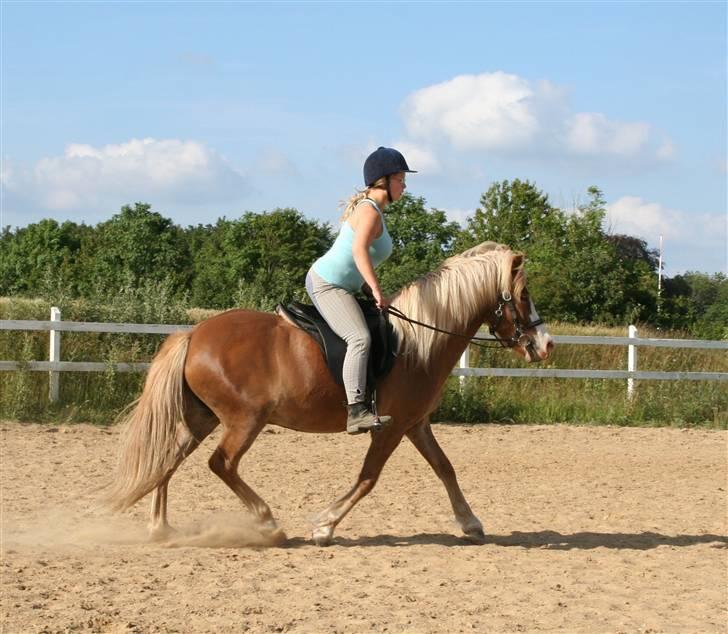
305;268;369;405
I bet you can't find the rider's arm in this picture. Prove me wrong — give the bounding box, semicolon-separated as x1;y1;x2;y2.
350;204;389;309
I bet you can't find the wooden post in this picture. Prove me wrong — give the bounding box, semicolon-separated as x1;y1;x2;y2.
459;345;470;390
49;307;61;403
627;325;637;400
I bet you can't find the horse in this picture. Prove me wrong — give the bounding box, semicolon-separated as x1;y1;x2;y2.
104;241;554;545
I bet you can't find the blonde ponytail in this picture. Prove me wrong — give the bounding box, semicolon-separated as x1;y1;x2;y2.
339;176;389;221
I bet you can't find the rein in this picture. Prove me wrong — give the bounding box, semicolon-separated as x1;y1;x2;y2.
387;306;501;350
387;291;544;352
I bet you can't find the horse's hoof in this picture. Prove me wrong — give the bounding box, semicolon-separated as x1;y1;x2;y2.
312;526;334;547
265;528;288;546
148;524;177;542
259;518;278;533
464;528;487;544
256;519;287;545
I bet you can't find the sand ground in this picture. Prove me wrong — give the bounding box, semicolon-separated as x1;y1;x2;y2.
1;421;726;634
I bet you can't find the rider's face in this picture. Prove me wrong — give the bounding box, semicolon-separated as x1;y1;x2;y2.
389;172;406;201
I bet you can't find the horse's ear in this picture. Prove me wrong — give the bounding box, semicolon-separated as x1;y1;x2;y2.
510;252;527;300
511;252;525;274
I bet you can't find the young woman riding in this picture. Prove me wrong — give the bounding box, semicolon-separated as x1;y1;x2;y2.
305;146;416;435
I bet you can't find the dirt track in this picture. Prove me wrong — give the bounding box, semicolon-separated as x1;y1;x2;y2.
1;421;726;633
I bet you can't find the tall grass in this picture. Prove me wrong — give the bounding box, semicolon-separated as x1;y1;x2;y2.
1;297;726;428
433;321;727;428
0;279;194;424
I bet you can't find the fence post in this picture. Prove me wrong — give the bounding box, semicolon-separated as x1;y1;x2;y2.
627;324;637;400
49;307;61;403
459;345;470;390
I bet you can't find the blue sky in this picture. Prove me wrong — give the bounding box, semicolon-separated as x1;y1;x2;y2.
2;1;726;275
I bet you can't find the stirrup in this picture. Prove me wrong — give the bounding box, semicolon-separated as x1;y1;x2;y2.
346;403;391;435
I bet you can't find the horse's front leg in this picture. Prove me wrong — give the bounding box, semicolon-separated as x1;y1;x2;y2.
406;418;485;541
312;428;405;546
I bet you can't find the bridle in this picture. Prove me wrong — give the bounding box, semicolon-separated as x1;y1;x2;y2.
386;290;544;353
488;291;544;355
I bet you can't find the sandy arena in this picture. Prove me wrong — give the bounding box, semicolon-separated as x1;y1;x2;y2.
1;421;726;633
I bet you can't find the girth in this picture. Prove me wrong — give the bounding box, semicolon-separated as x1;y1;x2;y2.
275;299;398;392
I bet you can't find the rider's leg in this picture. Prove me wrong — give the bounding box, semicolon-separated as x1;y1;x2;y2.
305;269;391;433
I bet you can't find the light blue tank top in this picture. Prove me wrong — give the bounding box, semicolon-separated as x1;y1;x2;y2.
312;199;393;292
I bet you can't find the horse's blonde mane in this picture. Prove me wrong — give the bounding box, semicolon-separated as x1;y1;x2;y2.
390;242;525;369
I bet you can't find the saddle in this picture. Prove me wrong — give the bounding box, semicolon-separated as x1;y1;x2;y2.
275;299;398;395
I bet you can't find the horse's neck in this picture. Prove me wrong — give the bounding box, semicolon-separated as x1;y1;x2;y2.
427;305;490;386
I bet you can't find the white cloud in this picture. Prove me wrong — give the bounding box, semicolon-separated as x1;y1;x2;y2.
2;138;248;214
400;72;674;163
392;140;441;175
656;138;677;161
402;72;541;151
608;196;698;240
566;113;650;156
606;196;727;273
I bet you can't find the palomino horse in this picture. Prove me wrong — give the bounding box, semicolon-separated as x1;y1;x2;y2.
105;242;553;545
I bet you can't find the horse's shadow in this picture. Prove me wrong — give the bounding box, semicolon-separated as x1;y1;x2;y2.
285;531;728;550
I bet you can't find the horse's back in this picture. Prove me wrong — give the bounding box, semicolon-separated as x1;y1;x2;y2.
187;308;323;381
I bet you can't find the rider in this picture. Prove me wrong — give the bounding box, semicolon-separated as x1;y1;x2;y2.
306;147;416;434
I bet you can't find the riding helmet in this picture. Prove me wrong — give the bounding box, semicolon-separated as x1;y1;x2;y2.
363;147;417;187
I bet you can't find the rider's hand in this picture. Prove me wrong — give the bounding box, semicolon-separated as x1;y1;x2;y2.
373;288;390;310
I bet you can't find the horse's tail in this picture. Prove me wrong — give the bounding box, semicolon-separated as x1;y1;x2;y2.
104;330;191;512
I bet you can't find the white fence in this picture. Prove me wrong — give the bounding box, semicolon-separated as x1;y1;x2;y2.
1;308;726;402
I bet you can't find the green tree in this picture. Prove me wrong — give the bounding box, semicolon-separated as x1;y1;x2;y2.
460;182;659;324
462;178;562;251
190;208;333;309
76;203;191;298
661;272;727;338
697;275;728;339
378;194;461;294
0;219;90;297
530;186;657;323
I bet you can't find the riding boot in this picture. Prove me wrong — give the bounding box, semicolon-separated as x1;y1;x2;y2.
346;403;392;435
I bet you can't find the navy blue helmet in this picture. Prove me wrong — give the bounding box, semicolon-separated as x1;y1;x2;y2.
363;147;416;187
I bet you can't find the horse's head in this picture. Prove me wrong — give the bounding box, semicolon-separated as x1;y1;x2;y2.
487;252;554;362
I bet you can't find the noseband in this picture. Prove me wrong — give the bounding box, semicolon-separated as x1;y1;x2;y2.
488;291;544;354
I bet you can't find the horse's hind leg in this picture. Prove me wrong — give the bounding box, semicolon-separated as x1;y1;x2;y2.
312;428;405;546
149;477;172;539
149;404;219;539
406;418;484;541
207;417;281;535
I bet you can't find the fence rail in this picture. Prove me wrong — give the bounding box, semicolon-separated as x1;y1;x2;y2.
452;368;728;381
1;308;726;402
1;319;724;349
0;319;191;335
